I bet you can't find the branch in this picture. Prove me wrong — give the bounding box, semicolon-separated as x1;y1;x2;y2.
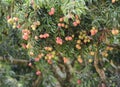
0;56;28;65
94;48;106;82
59;53;74;86
64;62;73;83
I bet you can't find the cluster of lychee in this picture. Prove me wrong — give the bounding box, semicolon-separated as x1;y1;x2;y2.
56;35;73;45
31;21;40;31
56;37;63;45
90;27;98;36
57;17;68;29
34;53;44;62
7;16;21;29
28;53;44;67
63;57;69;63
45;51;56;64
77;55;83;64
112;0;116;3
111;29;119;35
72;15;80;27
63;13;81;27
48;7;55;16
88;51;95;63
57;14;81;28
36;70;41;76
39;33;49;39
44;46;53;51
101;46;113;57
42;46;56;64
76;31;91;50
29;51;34;56
22;29;31;40
65;36;73;41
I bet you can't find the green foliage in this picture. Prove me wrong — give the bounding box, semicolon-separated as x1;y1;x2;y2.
0;0;120;87
0;62;35;87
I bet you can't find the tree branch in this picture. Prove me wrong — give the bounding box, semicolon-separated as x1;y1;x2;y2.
0;56;28;65
94;48;106;83
51;64;64;87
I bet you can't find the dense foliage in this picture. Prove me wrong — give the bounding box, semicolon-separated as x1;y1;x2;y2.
0;0;120;87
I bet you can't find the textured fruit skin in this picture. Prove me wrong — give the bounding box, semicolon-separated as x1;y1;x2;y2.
73;22;78;27
22;34;29;40
36;70;41;75
76;44;81;49
112;0;116;3
90;28;98;36
29;52;34;56
44;47;52;51
56;37;63;45
34;57;40;62
90;51;95;56
78;58;83;63
76;19;80;24
88;59;93;63
51;7;55;12
77;79;81;84
13;17;18;22
61;23;65;27
39;33;49;39
28;62;32;66
48;7;55;16
65;36;73;41
7;18;14;24
48;11;52;15
63;57;69;63
35;36;38;40
47;59;52;64
111;29;119;35
58;23;62;27
17;24;21;28
65;25;68;29
59;17;64;22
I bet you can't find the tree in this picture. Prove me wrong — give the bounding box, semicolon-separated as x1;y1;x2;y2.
0;0;120;87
